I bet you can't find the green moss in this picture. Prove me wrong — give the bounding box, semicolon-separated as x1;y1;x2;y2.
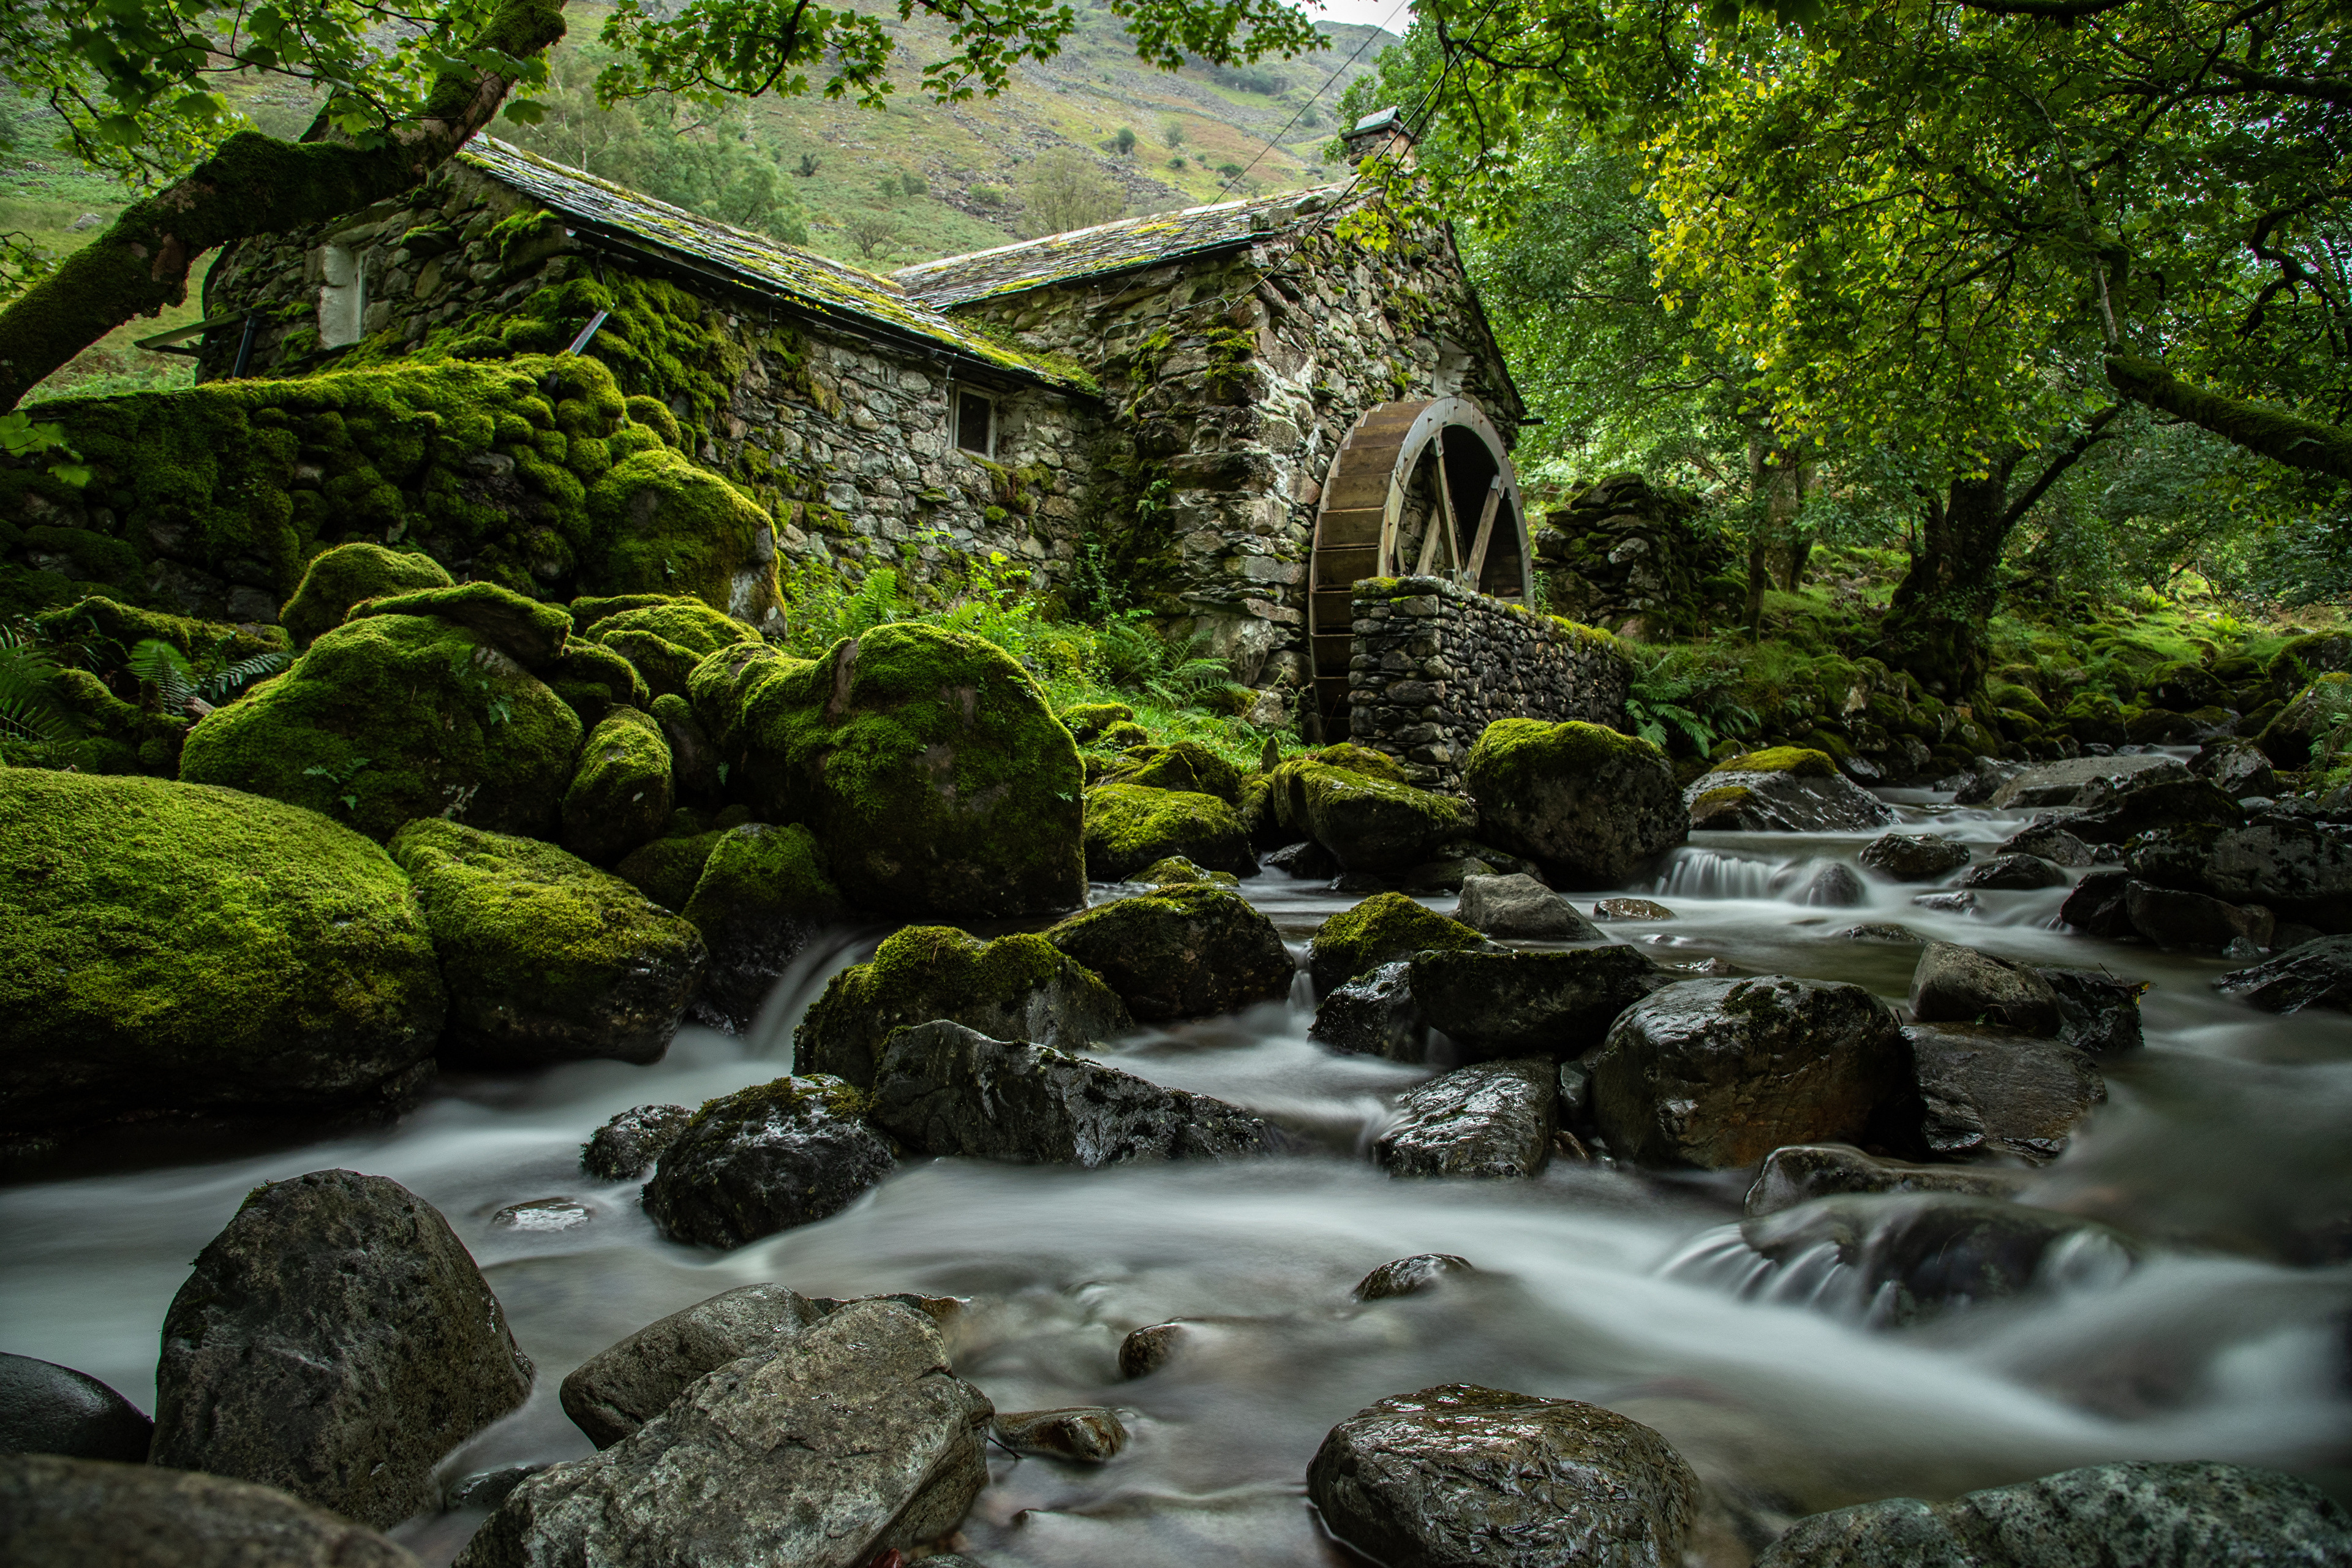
680;821;847;974
1100;720;1152;749
592;599;755;658
542;638;650;726
0;772;443;1141
1139;854;1239;887
1313;742;1408;782
178;611;582;843
568;593;676;635
582;446;776;613
279;543;455;644
1083;781;1253;881
31;596;289;666
1292;763;1476;872
1466;718;1664;785
623;396;682;448
614;828;726;912
561;705;673;865
354;579;573;669
687;641;805;753
1101;740;1243;804
388;818;706;1068
596;625;699;699
1306;891;1485;996
1708;746;1838;778
793;924;1128;1088
1060;701;1136;744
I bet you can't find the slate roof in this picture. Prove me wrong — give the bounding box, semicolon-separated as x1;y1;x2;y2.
456;137;1096;394
892;185;1348;308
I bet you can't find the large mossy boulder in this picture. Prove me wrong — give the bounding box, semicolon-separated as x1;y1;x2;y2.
722;624;1085;917
592;598;756;658
1307;892;1488;997
682;823;850;1032
2256;673;2350;768
1044;884;1295;1020
1099;741;1244;804
560;705;673;865
1683;747;1894;832
1082;782;1255;881
794;926;1131;1090
1289;762;1476;873
0;773;444;1150
277;542;453;646
543;639;650;728
150;1170;533;1530
349;581;571;670
388;820;706;1069
178;612;582;843
1462;719;1688;887
580;447;780;620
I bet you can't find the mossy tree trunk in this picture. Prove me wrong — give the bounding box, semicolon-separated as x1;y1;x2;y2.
1743;434;1805;638
2105;356;2352;481
0;0;567;412
1876;405;2120;696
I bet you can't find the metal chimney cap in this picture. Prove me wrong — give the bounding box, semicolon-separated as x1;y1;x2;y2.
1351;107;1403;135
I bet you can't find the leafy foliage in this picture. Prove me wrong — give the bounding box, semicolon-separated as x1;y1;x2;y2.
0;624;82;759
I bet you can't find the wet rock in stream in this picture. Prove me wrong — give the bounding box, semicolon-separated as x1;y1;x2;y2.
1354;1253;1477;1300
1857;833;1972;881
1375;1058;1557;1179
2059;868;2135;937
1997;820;2095;867
1795;862;1869;906
1901;1023;2106;1164
2035;967;2146;1052
1308;1384;1699;1568
1455;871;1602;939
1306;892;1489;997
1407;945;1668;1060
0;1352;151;1463
2125;814;2352;933
2215;933;2352;1012
1310;960;1426;1063
639;1077;895;1249
1959;853;2070;891
991;1406;1128;1463
579;1102;693;1180
149;1170;533;1530
458;1300;992;1568
1462;718;1691;886
1755;1460;2352;1566
1909;942;2062;1036
1594;897;1676;921
0;1453;423;1568
1684;748;1896;833
1590;978;1908;1169
1744;1144;2030;1219
870;1020;1287;1165
1987;752;2186;809
1044;883;1294;1020
2124;881;2277;951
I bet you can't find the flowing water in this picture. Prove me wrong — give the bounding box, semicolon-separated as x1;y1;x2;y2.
6;782;2352;1564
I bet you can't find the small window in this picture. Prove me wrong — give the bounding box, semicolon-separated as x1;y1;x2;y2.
954;389;995;457
318;243;365;349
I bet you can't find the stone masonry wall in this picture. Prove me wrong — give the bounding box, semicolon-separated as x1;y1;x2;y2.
947;197;1523;697
196;160;1101;609
1348;576;1630;793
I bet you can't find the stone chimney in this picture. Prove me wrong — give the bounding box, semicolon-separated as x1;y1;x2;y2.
1341;107;1416;168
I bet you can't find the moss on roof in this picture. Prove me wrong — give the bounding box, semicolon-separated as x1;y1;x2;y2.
458;138;1096;395
892;185;1348;307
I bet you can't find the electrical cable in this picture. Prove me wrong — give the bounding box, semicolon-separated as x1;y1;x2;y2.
1209;0;1420;203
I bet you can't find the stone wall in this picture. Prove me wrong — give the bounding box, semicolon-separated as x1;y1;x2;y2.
949;200;1524;693
1532;473;1730;641
1347;576;1630;793
194;160;1102;608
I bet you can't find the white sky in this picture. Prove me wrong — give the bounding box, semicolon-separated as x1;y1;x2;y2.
1308;0;1417;36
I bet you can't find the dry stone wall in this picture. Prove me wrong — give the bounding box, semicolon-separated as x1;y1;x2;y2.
1348;576;1630;793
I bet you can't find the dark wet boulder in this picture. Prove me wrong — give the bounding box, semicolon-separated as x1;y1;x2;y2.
277;540;453;646
1374;1059;1556;1180
1461;718;1688;886
1987;752;2186;809
458;1300;991;1568
2193;741;2278;800
1262;838;1339;881
1857;833;1972;881
870;1021;1284;1165
179;611;581;842
149;1170;533;1529
0;1354;150;1462
1909;941;2062;1036
559;705;673;866
1836;922;1925;944
1796;861;1869;905
0;1454;422;1568
2123;881;2275;951
1310;961;1425;1063
1045;884;1294;1021
1117;1321;1196;1379
2034;967;2147;1052
1902;1022;2106;1164
1308;1384;1698;1568
1684;747;1895;832
992;1407;1128;1463
0;773;444;1152
1589;977;1907;1169
639;1077;894;1249
680;822;848;1033
723;622;1087;918
561;1283;833;1448
2058;869;2136;938
1740;1193;2136;1325
2067;777;2245;845
1594;897;1676;921
1306;892;1488;997
1996;820;2094;867
794;926;1130;1091
1959;853;2070;891
579;1104;693;1181
1455;871;1602;939
1754;1461;2352;1567
1743;1144;2029;1220
1083;782;1256;881
1409;946;1667;1061
2256;673;2351;768
1294;763;1477;874
2215;934;2352;1013
390;820;706;1069
2125;816;2352;933
1354;1253;1477;1300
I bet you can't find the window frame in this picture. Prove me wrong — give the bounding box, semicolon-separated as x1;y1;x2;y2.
951;385;998;460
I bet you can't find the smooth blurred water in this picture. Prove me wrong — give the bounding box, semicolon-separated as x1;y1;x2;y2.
5;786;2350;1566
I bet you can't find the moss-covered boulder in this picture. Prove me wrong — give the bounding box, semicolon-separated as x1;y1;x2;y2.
1308;892;1488;997
592;599;755;658
388;820;706;1069
1083;782;1255;881
649;691;723;804
682;823;850;1033
570;594;676;636
614;828;725;912
561;706;673;866
1101;741;1243;804
1138;855;1239;888
2266;631;2351;691
640;1076;893;1250
1293;764;1477;873
1061;702;1135;744
277;543;454;645
2256;674;2350;769
180;612;582;842
581;447;778;622
0;773;444;1150
31;596;290;665
48;666;188;776
354;581;572;671
594;627;699;699
720;624;1085;918
1684;747;1895;832
794;926;1131;1090
543;639;650;727
1045;886;1295;1021
1268;745;1406;835
1463;720;1687;888
686;640;802;755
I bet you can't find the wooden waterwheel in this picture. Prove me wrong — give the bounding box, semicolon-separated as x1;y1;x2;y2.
1305;397;1532;739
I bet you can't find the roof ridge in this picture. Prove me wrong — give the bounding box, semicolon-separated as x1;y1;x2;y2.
894;182;1350;282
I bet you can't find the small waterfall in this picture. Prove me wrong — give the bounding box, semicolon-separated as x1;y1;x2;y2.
1642;847;1782;900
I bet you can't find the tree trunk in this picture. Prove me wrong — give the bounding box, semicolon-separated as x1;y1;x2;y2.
2105;355;2352;480
0;0;567;412
1781;454;1815;589
1744;434;1801;637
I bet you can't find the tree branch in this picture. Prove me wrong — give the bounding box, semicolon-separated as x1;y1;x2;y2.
2209;58;2352;106
1997;402;2120;530
1950;0;2135;18
2106;355;2352;480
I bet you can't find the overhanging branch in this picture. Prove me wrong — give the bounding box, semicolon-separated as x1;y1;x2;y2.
2106;355;2352;480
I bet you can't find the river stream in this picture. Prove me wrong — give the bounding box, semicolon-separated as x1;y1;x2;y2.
6;782;2350;1564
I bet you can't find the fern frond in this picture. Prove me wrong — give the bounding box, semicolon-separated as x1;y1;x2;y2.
126;638;196;712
